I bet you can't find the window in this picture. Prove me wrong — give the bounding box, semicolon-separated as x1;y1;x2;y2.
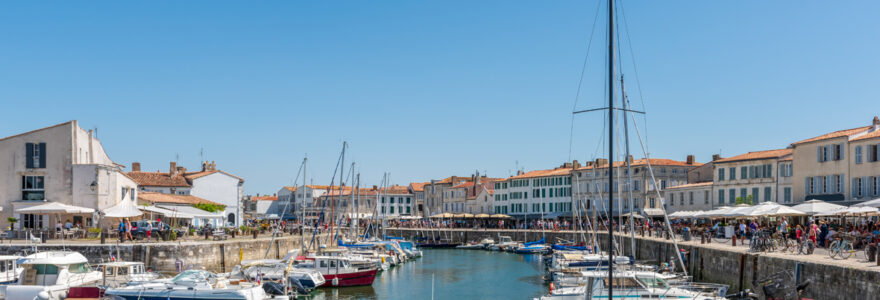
25;143;47;169
784;187;791;203
669;194;674;206
69;263;92;274
856;146;863;164
740;166;747;179
764;187;771;202
752;188;759;201
22;176;45;200
406;197;411;204
718;168;725;181
704;191;710;204
718;190;725;204
729;189;735;204
689;192;694;205
22;214;43;229
834;144;842;160
872;145;879;162
729;168;736;180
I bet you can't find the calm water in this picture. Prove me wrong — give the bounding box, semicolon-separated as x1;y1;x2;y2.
307;249;547;300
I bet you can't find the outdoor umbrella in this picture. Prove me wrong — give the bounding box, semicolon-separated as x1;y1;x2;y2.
852;197;880;208
490;214;511;219
17;202;95;214
745;202;807;217
791;199;845;215
102;200;142;218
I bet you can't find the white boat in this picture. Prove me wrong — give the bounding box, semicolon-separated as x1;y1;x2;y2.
5;251;102;300
488;236;519;251
95;261;161;287
238;259;326;291
104;269;267;300
538;270;726;300
0;255;23;299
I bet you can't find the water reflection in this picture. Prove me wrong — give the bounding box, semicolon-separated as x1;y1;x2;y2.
305;249;546;299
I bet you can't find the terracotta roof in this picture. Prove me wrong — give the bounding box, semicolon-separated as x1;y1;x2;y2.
791;126;871;145
408;182;428;192
185;170;244;182
127;172;191;187
851;128;880;142
509;167;572;179
665;182;714;190
575;158;701;170
137;192;221;206
250;195;278;202
779;154;794;161
283;185;350;192
452;182;475;189
713;149;793;163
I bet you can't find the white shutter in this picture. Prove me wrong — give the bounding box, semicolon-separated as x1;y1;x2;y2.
805;177;811;195
817;146;822;162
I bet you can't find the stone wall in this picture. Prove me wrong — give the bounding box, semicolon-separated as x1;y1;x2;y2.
387;228;880;300
0;235;310;273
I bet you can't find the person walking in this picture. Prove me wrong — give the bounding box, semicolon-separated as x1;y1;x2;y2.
125;219;134;241
808;221;819;247
146;221;153;240
119;219;126;243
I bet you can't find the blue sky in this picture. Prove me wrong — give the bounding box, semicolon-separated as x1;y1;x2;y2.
1;1;878;195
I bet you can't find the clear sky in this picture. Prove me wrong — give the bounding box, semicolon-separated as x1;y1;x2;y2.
1;1;878;195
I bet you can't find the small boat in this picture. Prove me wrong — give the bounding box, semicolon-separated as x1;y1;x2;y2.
538;270;727;300
295;256;378;287
237;259;325;293
417;238;460;248
515;238;549;254
5;251;103;300
488;236;519;251
104;270;267;300
95;261;161;287
0;255;23;299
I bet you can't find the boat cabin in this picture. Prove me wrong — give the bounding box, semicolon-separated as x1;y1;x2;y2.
96;261;156;286
0;255;22;284
17;252;100;286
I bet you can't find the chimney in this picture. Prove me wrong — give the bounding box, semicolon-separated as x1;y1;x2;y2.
873;116;880;130
572;160;581;169
372;185;378;191
517;170;524;175
170;162;177;176
475;170;481;185
595;158;608;166
210;161;216;171
686;155;695;165
202;161;209;171
177;166;187;174
131;162;141;172
627;155;634;164
712;154;721;161
562;162;573;168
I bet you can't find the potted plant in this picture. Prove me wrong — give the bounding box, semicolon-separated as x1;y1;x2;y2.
7;217;17;231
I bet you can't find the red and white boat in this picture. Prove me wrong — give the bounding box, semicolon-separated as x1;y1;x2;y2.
295;256;378;287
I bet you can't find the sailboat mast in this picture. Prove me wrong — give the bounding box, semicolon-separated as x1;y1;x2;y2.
606;0;615;298
622;77;636;260
301;157;307;252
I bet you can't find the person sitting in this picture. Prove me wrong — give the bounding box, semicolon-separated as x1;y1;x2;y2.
65;220;73;230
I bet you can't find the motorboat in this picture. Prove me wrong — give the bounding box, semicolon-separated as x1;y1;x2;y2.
537;270;726;300
238;259;325;291
514;238;549;254
0;255;22;285
417;238;460;248
5;251;102;300
488;236;519;251
104;269;267;300
295;256;378;287
95;261;161;287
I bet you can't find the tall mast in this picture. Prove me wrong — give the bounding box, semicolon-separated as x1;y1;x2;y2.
606;0;615;298
301;157;307;252
622;77;636;260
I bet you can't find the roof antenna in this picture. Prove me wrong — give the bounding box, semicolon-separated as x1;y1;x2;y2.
200;148;205;163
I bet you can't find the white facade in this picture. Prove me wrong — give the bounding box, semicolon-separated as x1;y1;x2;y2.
663;182;714;212
0;121;136;229
190;172;244;226
492;167;573;217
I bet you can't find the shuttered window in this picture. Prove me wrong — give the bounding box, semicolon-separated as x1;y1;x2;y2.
856;146;863;164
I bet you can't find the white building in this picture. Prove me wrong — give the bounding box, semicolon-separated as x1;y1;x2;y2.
277;185;331;218
0;121;138;229
711;149;794;205
128;161;244;227
663;182;714;212
493;164;574;218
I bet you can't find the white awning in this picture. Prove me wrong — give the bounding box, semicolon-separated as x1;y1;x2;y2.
102;200;143;218
792;199;846;215
16;202;95;214
158;205;224;219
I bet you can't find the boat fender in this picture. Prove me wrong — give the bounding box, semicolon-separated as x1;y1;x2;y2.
549;283;554;294
332;277;339;286
382;257;385;264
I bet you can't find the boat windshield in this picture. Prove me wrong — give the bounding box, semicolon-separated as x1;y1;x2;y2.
637;276;670;289
172;270;212;284
69;262;93;274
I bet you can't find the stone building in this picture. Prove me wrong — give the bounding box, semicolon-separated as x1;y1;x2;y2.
663;182;714;212
791;116;880;204
445;174;495;214
0;121;138;230
572;156;700;217
407;182;427;217
128;161;244;227
711;149;794;205
493;164;574;218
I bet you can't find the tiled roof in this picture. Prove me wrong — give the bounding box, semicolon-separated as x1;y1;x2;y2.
575;158;700;170
509;167;572;179
851;128;880;142
452;182;475;189
185;170;244;182
322;185;411;197
409;182;427;192
137;192;221;206
250;195;278;202
665;182;714;190
713;149;793;163
283;185;348;192
127;172;191;187
791;126;871;145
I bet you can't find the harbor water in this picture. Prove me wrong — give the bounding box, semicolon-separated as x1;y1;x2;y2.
308;249;547;299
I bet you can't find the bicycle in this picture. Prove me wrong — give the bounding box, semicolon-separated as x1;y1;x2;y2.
828;234;855;260
710;228;729;243
775;232;794;253
749;230;776;252
796;236;814;255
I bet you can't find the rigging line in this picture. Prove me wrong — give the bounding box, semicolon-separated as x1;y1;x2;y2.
307;144;345;251
618;0;650;151
568;0;605;161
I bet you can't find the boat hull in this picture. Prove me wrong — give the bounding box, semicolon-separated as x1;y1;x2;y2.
319;268;378;287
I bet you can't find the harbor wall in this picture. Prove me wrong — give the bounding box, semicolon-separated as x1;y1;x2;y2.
386;228;880;300
0;235;312;274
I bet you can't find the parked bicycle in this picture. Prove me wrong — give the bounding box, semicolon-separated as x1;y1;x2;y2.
828;233;855;260
775;232;794;253
749;229;777;252
796;235;814;255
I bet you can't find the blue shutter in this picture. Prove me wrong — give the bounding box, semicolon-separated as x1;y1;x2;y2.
38;143;46;168
817;146;822;162
25;143;34;168
863;177;870;198
805;177;811;196
839;143;844;160
852;178;858;199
